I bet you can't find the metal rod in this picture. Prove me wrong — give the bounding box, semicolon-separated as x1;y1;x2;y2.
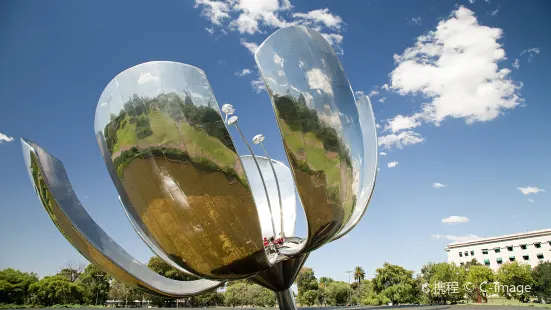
234;124;277;238
259;141;284;238
275;288;297;310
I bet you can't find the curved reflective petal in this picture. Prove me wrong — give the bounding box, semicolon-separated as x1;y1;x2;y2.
21;139;222;298
332;95;377;240
240;155;297;239
256;26;369;253
117;196;195;276
95;61;269;279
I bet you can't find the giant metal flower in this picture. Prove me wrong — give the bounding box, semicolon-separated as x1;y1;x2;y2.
21;26;377;309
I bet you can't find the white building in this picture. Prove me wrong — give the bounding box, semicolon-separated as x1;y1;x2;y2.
445;229;551;271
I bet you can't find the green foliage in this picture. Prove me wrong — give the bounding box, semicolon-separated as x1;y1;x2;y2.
532;262;551;303
324;281;353;306
75;265;110;305
465;265;495;302
373;262;418;305
0;269;38;304
29;276;84;306
422;262;466;304
354;266;366;283
295;267;319;305
223;281;275;307
300;289;320;306
496;261;536;302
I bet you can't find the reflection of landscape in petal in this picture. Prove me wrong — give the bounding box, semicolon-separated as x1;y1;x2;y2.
27;152;143;290
100;86;268;279
272;92;355;247
256;26;366;250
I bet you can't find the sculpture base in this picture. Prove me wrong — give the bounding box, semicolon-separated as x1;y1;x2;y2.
275;288;296;310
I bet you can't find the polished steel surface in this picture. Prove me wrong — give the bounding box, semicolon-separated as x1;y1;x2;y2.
21;139;222;298
255;26;370;252
94;61;269;279
21;26;378;310
275;288;297;310
240;155;296;239
332;95;377;240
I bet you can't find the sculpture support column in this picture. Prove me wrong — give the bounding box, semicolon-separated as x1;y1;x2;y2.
275;288;296;310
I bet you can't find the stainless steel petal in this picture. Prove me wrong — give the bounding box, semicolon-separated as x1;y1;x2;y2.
95;61;269;279
332;95;377;240
240;155;297;239
255;26;366;253
21;138;223;298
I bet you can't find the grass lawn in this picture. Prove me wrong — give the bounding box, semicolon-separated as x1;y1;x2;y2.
113;110;237;167
463;297;551;308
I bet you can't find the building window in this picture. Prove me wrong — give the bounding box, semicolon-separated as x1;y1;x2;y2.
482;249;488;254
465;251;469;256
507;246;513;251
484;259;490;266
459;252;463;257
495;248;501;253
523;255;529;261
496;257;503;264
520;244;527;250
535;242;541;248
537;253;544;260
509;256;516;262
470;250;475;256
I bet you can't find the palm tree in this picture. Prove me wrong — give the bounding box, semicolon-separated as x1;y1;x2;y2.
353;266;365;283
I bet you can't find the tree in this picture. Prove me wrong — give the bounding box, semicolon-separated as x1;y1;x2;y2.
223;281;274;307
108;279;134;307
324;281;353;306
0;268;38;305
424;262;466;304
354;266;366;283
29;275;84;306
496;261;535;302
301;289;320;306
372;263;419;305
466;265;495;302
57;261;86;283
76;264;110;305
531;262;551;303
295;267;319;305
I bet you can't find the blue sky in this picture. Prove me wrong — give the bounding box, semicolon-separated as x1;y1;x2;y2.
0;0;550;282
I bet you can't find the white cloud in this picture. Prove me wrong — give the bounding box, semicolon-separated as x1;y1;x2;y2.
378;131;424;149
390;6;522;128
517;186;546;195
513;58;520;69
520;47;540;62
528;199;535;203
409;17;422;25
378;97;386;103
354;90;365;98
442;216;469;224
385;114;421;133
194;0;345;52
375;123;381;129
235;68;252;76
381;84;390;91
469;0;476;3
194;0;231;25
251;76;266;93
432;182;446;188
387;161;399;168
0;132;14;144
489;5;500;16
293;8;343;30
432;234;481;242
137;72;158;84
379;152;387;156
241;40;259;54
368;90;379;97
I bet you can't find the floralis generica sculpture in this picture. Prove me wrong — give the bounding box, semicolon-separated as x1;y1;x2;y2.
21;26;378;310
